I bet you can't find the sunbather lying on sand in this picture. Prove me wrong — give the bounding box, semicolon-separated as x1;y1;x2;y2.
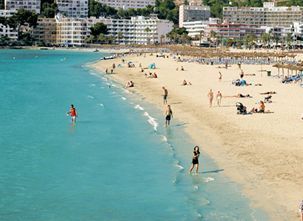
250;101;265;113
260;91;276;95
182;80;192;86
225;94;252;98
125;81;134;88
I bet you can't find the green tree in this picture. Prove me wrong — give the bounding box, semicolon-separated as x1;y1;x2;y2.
261;32;271;44
145;27;151;44
41;2;58;18
244;34;256;48
90;22;108;37
167;27;189;44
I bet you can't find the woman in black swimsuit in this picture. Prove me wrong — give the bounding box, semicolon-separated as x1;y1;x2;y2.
165;105;173;127
189;146;200;174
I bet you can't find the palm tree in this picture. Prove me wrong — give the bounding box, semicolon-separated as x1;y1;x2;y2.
160;34;165;45
144;27;151;45
199;30;204;46
117;32;123;44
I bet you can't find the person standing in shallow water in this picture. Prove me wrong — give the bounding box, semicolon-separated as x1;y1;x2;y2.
165;105;173;127
189;146;200;174
67;104;77;124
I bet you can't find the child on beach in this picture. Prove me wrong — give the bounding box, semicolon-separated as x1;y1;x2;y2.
165;105;173;127
162;87;168;104
219;72;222;81
216;91;222;106
208;89;214;107
67;104;77;124
189;146;200;174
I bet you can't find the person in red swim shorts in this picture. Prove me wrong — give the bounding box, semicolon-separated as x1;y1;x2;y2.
67;104;77;124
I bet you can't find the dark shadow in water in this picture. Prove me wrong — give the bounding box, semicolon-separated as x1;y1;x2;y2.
174;123;188;127
200;169;224;174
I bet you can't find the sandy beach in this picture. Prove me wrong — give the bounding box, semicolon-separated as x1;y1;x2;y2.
91;52;303;220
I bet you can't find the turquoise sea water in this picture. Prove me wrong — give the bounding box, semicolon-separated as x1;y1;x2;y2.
0;50;267;221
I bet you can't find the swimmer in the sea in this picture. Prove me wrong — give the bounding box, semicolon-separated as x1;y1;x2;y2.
67;104;77;124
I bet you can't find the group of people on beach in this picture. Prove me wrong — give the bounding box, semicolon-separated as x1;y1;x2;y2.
207;89;222;107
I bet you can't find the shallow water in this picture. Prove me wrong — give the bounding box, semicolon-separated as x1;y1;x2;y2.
0;50;267;221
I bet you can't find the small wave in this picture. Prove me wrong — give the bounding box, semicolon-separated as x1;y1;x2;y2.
89;83;96;87
98;103;104;107
204;177;215;183
124;89;130;94
193;185;199;191
161;135;168;142
121;96;127;100
87;95;95;99
102;77;108;81
143;112;158;131
175;163;184;171
89;72;98;77
134;104;144;111
111;91;116;94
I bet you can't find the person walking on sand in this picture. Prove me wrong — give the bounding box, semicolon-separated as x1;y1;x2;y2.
162;86;168;104
189;146;200;174
208;89;214;107
165;105;173;127
67;104;77;124
219;72;222;81
216;91;222;106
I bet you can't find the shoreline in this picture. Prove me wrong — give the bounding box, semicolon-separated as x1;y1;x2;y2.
91;52;303;220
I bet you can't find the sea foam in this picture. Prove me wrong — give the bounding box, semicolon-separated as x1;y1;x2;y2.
143;112;158;131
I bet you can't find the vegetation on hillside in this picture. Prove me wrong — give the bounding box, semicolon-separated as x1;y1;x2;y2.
88;0;179;24
40;0;58;18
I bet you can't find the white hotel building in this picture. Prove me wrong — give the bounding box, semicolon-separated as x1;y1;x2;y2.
0;23;18;40
96;0;155;10
4;0;41;13
54;15;173;46
223;2;303;28
55;0;88;18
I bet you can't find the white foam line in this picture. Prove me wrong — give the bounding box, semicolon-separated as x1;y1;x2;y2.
89;83;96;87
134;104;144;111
87;95;95;99
99;103;104;107
121;96;127;100
89;72;98;77
175;163;184;171
204;177;215;183
161;135;168;142
143;112;158;131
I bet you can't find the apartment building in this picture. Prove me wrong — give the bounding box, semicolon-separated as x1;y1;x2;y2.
223;2;303;28
4;0;40;13
56;0;88;18
179;4;211;27
131;16;173;44
0;23;18;40
96;0;155;10
182;18;220;38
205;22;265;39
0;9;16;17
33;18;57;45
56;16;89;46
